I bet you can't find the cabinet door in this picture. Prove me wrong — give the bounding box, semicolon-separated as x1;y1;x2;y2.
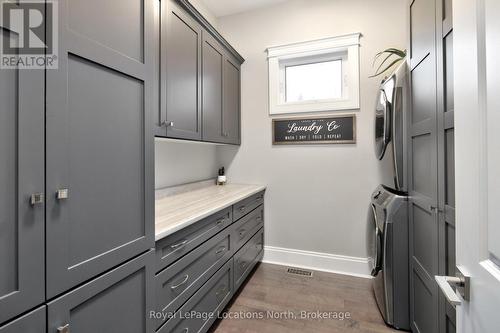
0;23;45;323
161;0;202;140
222;56;241;145
45;0;155;298
0;306;45;333
202;32;225;143
48;251;154;333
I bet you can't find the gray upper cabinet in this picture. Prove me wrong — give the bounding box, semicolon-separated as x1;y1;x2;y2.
48;251;154;333
222;56;241;145
158;0;244;144
0;21;45;324
161;0;203;140
45;0;155;298
202;32;225;143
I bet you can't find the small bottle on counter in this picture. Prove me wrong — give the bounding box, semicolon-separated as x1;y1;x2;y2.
217;167;227;186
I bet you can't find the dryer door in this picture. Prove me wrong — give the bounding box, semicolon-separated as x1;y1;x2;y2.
370;204;383;276
374;88;391;160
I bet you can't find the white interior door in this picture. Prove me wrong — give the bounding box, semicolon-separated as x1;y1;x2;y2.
453;0;500;331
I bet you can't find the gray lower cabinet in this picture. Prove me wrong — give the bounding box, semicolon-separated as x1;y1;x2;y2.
157;0;243;144
45;0;155;298
234;228;264;290
0;306;46;333
48;250;154;333
155;193;265;333
0;18;45;324
157;260;234;333
155;228;233;329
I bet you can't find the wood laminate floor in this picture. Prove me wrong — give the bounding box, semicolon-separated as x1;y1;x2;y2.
210;263;401;333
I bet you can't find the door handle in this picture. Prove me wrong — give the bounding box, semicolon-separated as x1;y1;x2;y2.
56;188;69;200
30;193;44;206
57;324;70;333
435;266;470;306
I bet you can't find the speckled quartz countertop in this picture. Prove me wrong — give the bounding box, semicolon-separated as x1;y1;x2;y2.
155;183;266;241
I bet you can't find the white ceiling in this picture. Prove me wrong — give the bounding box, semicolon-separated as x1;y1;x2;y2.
200;0;289;17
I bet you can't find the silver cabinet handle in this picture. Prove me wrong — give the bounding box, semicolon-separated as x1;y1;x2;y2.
170;239;188;249
215;284;227;297
56;188;69;200
215;246;226;255
430;205;444;213
222;132;228;137
180;328;189;333
57;324;70;333
170;274;189;290
238;229;246;238
30;193;44;206
238;206;246;212
256;216;262;221
216;218;225;226
163;120;174;127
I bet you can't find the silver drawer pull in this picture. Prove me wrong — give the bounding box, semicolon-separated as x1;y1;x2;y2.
180;328;189;333
256;216;262;221
238;206;246;212
163;120;174;127
170;274;189;290
57;324;70;333
239;260;247;269
239;229;246;238
256;196;263;201
215;246;226;255
216;218;225;226
56;188;69;200
170;239;188;249
30;193;44;206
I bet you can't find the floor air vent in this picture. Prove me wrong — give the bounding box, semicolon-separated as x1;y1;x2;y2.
287;267;313;277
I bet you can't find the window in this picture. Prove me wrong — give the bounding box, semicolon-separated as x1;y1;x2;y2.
267;34;360;115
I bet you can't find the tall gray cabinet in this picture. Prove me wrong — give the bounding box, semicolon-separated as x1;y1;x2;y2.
0;18;45;325
157;0;243;145
1;0;155;331
408;0;455;332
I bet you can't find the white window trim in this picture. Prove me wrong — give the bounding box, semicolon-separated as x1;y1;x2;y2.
267;33;361;115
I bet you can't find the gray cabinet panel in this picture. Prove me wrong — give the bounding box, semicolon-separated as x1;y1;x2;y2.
156;208;232;272
161;0;202;140
48;250;154;333
155;229;232;329
0;25;45;323
202;32;225;143
234;228;264;291
222;56;241;145
0;306;46;333
232;191;264;221
232;205;264;251
157;260;233;333
45;0;155;298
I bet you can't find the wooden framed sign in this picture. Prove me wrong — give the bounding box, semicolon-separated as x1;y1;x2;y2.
272;115;356;145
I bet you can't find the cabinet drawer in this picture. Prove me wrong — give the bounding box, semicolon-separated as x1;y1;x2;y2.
0;306;45;333
155;228;232;329
157;260;233;333
232;205;264;251
234;228;264;291
48;250;154;333
233;191;265;221
156;207;232;272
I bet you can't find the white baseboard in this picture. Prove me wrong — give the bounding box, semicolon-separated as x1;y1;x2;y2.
262;245;372;279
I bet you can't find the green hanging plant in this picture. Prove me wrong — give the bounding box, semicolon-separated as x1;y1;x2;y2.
370;48;407;78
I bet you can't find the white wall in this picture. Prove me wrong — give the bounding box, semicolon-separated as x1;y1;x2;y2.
216;0;407;261
155;140;220;189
